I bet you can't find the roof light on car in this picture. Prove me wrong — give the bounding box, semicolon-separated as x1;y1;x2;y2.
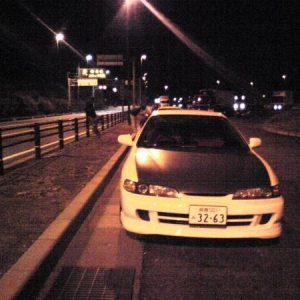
233;185;281;199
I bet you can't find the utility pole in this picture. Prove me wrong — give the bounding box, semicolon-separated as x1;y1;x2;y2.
132;57;136;108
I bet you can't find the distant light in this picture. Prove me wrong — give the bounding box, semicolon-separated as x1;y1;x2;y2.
241;95;246;100
106;70;110;75
112;87;118;93
86;54;93;62
274;104;282;111
154;97;160;104
240;103;246;110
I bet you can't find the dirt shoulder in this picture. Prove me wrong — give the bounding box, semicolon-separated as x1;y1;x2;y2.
0;122;133;278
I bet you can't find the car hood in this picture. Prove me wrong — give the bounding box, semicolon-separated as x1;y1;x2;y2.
135;148;270;195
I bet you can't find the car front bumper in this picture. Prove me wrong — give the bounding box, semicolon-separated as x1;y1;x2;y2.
120;190;284;239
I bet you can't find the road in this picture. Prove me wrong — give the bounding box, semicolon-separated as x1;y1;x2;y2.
38;117;300;299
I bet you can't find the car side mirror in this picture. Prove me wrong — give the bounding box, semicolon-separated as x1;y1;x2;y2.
118;134;134;146
249;137;262;148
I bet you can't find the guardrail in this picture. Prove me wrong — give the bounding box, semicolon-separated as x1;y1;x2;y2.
0;112;126;175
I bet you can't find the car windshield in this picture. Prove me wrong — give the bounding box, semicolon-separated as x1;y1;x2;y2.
137;115;248;151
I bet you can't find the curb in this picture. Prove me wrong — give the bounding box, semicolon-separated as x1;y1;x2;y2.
263;125;300;139
0;144;129;300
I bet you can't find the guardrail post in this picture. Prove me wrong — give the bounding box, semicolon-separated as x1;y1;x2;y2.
86;117;90;137
74;118;79;142
34;123;41;159
58;120;64;148
106;115;110;129
100;115;104;132
0;128;3;175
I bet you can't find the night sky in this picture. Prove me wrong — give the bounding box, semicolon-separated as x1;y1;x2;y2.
1;0;299;97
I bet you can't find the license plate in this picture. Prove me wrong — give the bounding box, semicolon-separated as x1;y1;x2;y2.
189;205;227;225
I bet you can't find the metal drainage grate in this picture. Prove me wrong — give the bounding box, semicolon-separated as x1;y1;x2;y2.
45;267;135;300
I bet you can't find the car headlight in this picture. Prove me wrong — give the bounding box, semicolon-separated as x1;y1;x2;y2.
240;103;246;110
123;179;180;198
233;185;281;199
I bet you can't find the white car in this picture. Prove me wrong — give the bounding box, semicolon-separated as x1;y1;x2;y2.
118;110;284;240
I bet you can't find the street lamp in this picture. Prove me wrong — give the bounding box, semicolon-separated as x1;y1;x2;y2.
139;54;147;105
55;33;64;42
282;75;287;90
86;54;93;66
55;33;64;48
125;0;135;6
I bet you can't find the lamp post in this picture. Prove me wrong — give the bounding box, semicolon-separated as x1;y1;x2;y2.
139;54;147;105
55;33;64;45
86;54;93;67
282;75;287;90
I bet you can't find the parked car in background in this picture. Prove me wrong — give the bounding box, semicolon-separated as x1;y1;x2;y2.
118;110;284;240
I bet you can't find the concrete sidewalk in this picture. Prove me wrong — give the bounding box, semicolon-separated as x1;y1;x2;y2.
0;121;133;299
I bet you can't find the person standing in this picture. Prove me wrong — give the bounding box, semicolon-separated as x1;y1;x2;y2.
130;105;150;132
85;97;101;136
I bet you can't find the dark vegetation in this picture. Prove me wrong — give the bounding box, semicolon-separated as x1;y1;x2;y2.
0;90;70;118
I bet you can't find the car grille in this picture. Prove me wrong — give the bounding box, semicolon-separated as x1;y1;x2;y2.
157;212;272;226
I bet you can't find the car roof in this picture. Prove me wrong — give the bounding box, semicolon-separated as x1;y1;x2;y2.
151;109;226;118
158;106;182;110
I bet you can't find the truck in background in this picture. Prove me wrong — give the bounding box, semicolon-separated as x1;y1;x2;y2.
192;89;235;116
264;91;295;112
159;95;170;107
